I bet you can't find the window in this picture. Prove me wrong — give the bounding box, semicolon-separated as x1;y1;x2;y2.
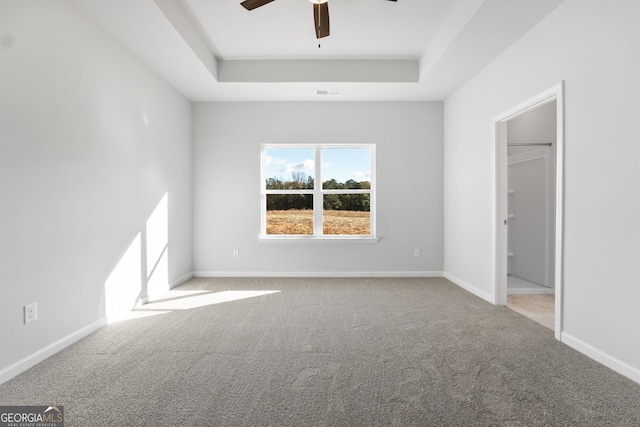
261;144;375;240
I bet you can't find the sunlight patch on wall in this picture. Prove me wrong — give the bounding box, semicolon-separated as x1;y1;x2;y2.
146;193;169;298
147;249;169;299
105;233;142;319
103;192;171;322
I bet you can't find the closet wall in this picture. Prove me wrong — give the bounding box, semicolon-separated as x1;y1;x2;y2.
507;101;557;288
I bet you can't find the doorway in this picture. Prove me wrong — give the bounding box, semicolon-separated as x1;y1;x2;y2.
493;83;564;340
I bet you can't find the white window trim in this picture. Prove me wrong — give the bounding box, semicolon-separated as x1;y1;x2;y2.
261;144;377;242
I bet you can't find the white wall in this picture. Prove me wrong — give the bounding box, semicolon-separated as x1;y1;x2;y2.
444;0;640;381
0;1;192;379
193;102;443;275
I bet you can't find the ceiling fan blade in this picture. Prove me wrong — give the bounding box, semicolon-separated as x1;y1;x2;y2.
313;2;330;39
240;0;275;11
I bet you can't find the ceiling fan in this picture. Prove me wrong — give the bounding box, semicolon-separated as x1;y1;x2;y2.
240;0;398;39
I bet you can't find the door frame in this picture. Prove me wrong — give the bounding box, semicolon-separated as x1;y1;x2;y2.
492;82;564;340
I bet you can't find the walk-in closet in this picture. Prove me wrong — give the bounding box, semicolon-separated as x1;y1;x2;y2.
506;100;557;329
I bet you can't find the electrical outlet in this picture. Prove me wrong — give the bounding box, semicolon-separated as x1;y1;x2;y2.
24;303;37;324
233;249;239;258
414;249;421;258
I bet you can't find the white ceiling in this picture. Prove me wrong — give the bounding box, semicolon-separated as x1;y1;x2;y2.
186;0;455;60
70;0;565;102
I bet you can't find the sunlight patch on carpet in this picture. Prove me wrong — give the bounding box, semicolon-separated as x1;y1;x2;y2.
140;290;281;311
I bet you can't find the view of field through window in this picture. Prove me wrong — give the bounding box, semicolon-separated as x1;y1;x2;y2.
264;146;372;236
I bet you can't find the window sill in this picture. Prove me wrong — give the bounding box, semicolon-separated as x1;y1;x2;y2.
259;236;379;244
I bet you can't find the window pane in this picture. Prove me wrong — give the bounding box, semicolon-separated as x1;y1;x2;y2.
322;148;371;189
323;194;370;235
266;194;313;235
265;148;314;189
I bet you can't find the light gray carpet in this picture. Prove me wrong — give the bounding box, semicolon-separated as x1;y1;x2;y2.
1;277;639;426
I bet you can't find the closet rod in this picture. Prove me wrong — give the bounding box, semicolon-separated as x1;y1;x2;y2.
507;142;552;146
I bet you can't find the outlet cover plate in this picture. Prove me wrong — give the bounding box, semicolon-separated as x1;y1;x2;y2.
24;303;37;324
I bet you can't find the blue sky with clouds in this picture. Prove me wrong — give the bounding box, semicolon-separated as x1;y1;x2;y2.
265;147;371;184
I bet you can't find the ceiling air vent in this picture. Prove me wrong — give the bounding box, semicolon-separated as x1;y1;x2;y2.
315;90;343;97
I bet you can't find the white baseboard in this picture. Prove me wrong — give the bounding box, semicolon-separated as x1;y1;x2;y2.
137;273;195;304
193;271;444;278
507;288;555;295
0;318;107;385
170;272;194;289
443;272;495;304
561;332;640;385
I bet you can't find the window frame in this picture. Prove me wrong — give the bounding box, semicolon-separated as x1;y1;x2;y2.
260;143;377;242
